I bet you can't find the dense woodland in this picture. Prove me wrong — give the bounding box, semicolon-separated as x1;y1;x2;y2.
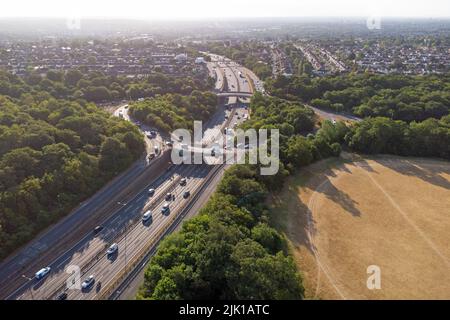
129;90;218;133
139;82;450;298
138;94;346;299
1;46;449;299
264;71;450;159
0;67;214;260
345;116;450;159
0;95;144;259
0;69;213;103
267;73;450;123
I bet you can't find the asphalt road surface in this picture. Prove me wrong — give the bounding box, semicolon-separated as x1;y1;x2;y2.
0;60;252;300
15;103;247;300
307;104;362;122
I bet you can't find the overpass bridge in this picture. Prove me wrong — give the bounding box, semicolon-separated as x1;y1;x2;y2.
217;92;253;98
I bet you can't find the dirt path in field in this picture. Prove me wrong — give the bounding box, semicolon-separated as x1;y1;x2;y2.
269;155;450;300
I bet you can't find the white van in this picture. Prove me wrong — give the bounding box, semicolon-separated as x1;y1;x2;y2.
35;267;51;280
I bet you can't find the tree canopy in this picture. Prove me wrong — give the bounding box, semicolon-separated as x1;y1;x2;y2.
129;91;217;133
266;73;450;123
0;72;147;260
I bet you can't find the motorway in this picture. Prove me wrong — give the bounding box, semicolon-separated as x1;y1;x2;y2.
214;53;359;123
0;50;356;300
209;52;358;124
21;164;212;300
207;61;225;92
0;143;162;300
0;55;254;300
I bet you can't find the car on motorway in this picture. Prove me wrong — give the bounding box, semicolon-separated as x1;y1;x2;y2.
180;178;187;186
93;225;104;235
35;267;51;280
165;193;172;201
142;210;152;222
161;203;170;215
81;275;95;289
106;243;118;255
56;292;68;300
183;191;191;199
148;188;155;196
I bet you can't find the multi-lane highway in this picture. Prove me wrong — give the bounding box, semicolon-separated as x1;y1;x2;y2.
0;55;254;300
0;50;358;301
207;61;225;92
19;164;212;300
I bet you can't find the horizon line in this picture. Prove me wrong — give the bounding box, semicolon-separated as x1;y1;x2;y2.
1;15;450;21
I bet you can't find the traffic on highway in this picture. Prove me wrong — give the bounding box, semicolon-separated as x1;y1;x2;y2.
0;54;256;300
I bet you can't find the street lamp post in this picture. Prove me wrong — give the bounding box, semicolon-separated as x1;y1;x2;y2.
21;275;34;300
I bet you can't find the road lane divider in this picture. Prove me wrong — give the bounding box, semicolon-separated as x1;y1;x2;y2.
45;169;184;300
99;164;224;300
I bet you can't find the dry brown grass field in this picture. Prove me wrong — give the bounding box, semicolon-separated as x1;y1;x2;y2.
269;154;450;300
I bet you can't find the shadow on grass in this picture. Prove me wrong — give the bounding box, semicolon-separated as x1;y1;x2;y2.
373;157;450;190
269;158;362;255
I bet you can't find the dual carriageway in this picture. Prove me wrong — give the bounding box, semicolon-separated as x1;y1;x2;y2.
0;54;256;300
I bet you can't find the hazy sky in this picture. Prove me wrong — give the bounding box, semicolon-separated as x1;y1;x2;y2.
1;0;449;19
